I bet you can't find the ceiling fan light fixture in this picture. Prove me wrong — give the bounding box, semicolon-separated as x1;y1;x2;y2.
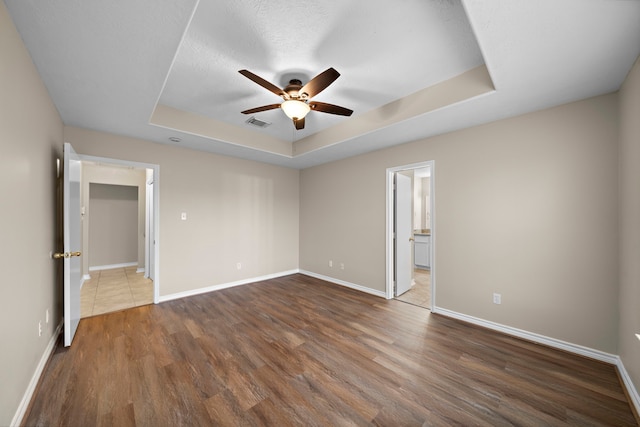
239;68;350;130
281;100;310;120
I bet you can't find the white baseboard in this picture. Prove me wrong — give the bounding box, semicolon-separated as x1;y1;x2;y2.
433;306;640;416
158;269;387;303
158;269;300;303
433;306;618;364
136;267;145;274
79;274;91;290
89;262;137;271
615;356;640;418
298;270;387;298
11;320;63;427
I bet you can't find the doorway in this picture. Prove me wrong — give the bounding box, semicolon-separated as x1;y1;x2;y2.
77;154;160;315
386;161;434;310
81;182;153;317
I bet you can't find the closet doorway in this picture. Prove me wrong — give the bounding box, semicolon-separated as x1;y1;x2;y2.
78;156;159;318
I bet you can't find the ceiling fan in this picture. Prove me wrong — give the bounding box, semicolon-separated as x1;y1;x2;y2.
239;68;353;130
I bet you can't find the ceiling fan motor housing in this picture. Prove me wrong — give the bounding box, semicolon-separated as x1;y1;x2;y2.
284;79;305;100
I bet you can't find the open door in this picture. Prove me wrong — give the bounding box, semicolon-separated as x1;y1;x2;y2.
395;172;413;296
55;143;83;346
145;175;155;280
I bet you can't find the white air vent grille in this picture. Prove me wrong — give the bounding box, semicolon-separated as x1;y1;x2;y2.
246;116;271;128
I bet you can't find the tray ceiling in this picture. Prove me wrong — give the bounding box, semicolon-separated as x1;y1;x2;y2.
5;0;640;168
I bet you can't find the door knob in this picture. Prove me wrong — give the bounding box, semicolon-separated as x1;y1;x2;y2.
53;251;82;259
409;237;414;242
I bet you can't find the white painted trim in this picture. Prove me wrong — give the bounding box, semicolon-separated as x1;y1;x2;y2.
158;270;299;303
429;164;436;310
11;321;63;427
299;270;387;298
615;357;640;417
83;274;91;281
136;267;145;274
433;307;619;364
88;262;137;271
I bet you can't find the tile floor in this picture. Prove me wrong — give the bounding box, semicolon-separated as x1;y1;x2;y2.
80;266;154;318
395;268;431;309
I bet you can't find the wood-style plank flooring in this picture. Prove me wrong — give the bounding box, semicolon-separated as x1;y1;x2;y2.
23;274;638;426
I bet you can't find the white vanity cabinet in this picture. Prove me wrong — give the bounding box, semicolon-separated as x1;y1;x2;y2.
414;233;430;269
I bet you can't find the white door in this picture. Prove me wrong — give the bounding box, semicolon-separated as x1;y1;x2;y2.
62;143;82;346
145;177;155;280
395;173;413;296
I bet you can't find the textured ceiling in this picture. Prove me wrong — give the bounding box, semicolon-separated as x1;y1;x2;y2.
5;0;640;168
159;0;484;140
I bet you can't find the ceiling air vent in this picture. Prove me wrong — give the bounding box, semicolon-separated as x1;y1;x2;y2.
246;116;271;128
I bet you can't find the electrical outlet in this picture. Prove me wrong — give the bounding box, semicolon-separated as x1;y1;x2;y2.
181;212;187;220
46;309;49;324
329;260;333;267
38;321;42;337
236;262;242;270
340;263;345;270
493;293;502;304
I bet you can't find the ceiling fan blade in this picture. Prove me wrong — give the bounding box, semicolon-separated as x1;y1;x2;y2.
309;101;353;116
238;70;288;98
300;68;340;98
241;104;281;114
294;117;305;130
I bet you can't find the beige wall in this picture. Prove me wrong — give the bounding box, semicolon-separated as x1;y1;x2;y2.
300;93;619;353
64;127;300;297
0;2;64;425
81;163;147;275
619;55;640;399
89;183;139;268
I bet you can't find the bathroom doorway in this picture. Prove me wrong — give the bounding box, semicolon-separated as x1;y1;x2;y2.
386;161;434;310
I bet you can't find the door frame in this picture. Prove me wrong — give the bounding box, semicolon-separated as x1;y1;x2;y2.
386;160;435;307
79;153;161;304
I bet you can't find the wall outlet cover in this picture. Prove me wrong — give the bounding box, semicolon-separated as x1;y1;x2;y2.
493;293;502;304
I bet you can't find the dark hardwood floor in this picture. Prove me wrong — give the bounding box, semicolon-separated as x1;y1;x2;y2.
23;274;638;426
